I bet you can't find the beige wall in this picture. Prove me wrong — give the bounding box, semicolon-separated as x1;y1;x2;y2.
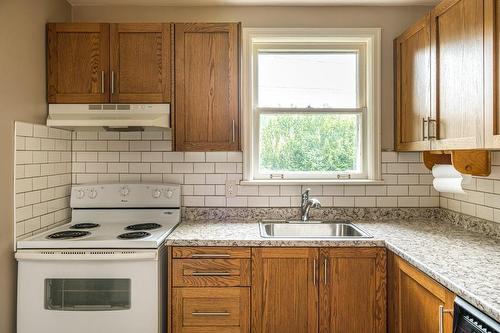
72;5;432;149
0;1;71;332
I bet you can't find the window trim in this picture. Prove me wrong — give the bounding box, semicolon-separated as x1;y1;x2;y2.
242;28;382;183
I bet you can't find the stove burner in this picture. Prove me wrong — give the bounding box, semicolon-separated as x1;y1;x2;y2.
117;231;151;240
125;223;162;231
47;230;91;240
70;223;100;229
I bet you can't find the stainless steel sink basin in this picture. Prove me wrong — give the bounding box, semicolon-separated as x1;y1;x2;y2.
259;220;372;238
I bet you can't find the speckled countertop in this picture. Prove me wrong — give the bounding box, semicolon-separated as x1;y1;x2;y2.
166;218;500;322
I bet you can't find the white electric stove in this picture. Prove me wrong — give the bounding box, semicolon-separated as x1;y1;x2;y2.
16;183;181;333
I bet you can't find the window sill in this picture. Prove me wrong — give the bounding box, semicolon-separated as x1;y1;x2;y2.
239;179;385;186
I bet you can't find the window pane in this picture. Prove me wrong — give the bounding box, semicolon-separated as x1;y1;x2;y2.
257;52;358;108
259;113;360;174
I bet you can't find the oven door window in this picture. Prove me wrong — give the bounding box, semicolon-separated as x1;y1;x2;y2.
45;278;131;311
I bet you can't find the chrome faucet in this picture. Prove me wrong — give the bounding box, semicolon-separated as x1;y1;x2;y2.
301;188;321;221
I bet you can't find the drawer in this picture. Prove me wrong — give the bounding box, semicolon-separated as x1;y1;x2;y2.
172;287;250;333
172;258;251;287
172;247;251;259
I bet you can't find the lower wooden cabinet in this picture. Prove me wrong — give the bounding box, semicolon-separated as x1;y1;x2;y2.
251;247;386;333
252;248;319;333
320;247;386;333
172;287;250;333
388;252;455;333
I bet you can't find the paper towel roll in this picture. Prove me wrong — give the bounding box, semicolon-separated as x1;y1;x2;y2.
431;164;471;194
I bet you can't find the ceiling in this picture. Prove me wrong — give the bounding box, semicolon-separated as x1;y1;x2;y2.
68;0;437;6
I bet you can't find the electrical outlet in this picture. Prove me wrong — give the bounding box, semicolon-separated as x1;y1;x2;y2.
225;180;238;198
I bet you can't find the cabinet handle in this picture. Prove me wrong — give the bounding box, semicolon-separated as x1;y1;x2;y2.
428;117;437;139
191;271;231;276
111;71;115;95
232;120;235;143
101;71;105;94
438;305;453;333
313;259;317;286
323;258;328;285
111;71;115;94
191;253;230;258
192;311;230;316
422;117;428;140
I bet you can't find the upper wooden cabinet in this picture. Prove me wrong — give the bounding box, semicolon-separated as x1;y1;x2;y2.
395;14;432;151
388;252;455;333
47;23;110;103
430;0;485;150
174;23;240;151
395;0;490;151
252;248;318;333
47;23;172;104
320;248;386;333
485;0;500;148
110;23;171;103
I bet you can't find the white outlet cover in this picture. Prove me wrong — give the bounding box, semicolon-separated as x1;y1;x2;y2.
225;180;238;198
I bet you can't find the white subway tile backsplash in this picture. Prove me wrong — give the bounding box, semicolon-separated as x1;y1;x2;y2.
215;163;236;173
269;196;291;207
193;163;215;174
247;196;269;207
173;163;193;173
15;122;33;136
184;152;205;162
258;186;280;196
119;152;141;162
120;132;142;140
184;174;206;185
163;152;184;162
142;152;162;162
344;186;365;196
206;152;228;162
108;141;129;151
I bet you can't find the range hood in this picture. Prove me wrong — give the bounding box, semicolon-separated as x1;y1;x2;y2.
47;104;170;130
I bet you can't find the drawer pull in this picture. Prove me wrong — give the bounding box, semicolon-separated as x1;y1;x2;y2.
191;271;231;276
191;253;231;258
192;311;230;316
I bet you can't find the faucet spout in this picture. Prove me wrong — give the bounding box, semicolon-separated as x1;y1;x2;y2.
300;189;321;221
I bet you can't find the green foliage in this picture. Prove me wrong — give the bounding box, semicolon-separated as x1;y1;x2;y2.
259;114;358;172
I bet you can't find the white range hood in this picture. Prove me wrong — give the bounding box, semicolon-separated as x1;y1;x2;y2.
47;104;170;130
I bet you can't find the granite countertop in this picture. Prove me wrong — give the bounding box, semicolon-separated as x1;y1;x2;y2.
166;218;500;322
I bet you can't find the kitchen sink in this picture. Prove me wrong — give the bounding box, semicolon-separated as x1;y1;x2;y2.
259;220;373;238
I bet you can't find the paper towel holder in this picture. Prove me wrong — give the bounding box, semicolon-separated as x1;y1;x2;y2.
423;150;491;176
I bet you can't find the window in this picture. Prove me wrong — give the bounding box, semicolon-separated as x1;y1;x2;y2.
242;29;381;182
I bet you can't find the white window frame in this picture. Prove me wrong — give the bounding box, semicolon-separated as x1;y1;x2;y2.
242;28;382;184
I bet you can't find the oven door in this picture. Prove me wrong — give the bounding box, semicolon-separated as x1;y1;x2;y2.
16;249;165;333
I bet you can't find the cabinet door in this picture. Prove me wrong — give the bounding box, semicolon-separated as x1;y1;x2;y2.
395;14;432;151
319;247;386;333
174;23;240;151
251;248;318;333
47;23;109;103
388;253;455;333
110;23;171;103
484;0;500;148
430;0;484;150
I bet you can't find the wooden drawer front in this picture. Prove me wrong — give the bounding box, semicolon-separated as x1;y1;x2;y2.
172;247;251;259
173;259;250;287
172;287;250;333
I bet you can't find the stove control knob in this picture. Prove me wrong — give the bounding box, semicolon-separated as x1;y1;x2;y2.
76;189;85;199
120;186;130;197
88;189;98;199
165;189;173;198
152;189;162;198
